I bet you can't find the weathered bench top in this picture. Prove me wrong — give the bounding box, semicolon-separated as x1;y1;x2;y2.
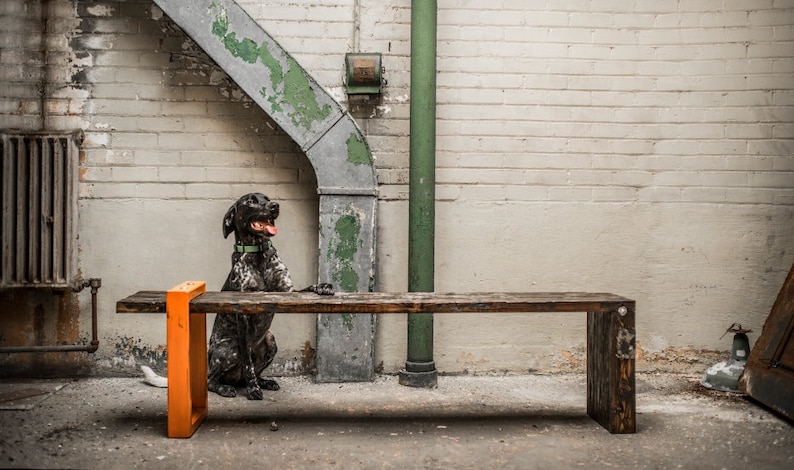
117;291;634;315
117;283;636;436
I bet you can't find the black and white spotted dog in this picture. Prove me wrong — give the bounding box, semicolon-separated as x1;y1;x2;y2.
207;193;333;400
141;193;333;397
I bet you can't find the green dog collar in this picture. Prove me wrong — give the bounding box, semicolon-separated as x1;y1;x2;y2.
234;240;272;253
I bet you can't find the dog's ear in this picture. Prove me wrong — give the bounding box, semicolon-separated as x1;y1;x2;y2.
223;204;236;238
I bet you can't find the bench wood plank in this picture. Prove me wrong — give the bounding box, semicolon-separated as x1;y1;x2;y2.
118;291;632;315
117;285;636;437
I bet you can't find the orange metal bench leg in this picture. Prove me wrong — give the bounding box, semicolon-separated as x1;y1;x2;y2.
166;281;207;438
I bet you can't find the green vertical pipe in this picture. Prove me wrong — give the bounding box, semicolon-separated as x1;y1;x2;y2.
400;0;438;388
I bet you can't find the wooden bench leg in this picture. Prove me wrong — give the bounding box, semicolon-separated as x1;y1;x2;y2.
166;281;208;438
586;303;636;433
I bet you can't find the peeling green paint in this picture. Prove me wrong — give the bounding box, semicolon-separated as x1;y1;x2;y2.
209;5;331;131
346;133;373;166
341;313;355;333
328;210;362;292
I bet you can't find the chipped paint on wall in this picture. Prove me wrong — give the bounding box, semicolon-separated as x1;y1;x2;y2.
456;351;488;370
346;132;373;166
111;336;167;371
341;313;356;333
555;348;586;371
209;4;331;131
327;208;363;292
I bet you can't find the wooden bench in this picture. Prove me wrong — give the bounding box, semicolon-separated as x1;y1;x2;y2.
117;281;636;437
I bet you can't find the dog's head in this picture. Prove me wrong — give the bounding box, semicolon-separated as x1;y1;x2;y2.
223;193;280;243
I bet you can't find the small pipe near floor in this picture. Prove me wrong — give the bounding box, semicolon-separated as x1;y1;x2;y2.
0;278;101;354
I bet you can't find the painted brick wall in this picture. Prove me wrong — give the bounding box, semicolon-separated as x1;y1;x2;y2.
249;0;794;373
0;0;82;131
74;1;323;374
1;0;793;376
246;1;793;205
1;0;323;375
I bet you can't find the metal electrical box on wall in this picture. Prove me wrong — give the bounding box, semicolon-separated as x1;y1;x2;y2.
345;53;383;95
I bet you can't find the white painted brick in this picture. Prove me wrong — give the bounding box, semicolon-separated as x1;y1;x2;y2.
437;168;527;186
434;184;460;202
724;156;774;171
158;167;207;183
135;183;185;200
749;74;794;91
548;186;593;201
165;101;209;116
112;167;158;183
568;44;613;60
748;171;794;187
677;156;724;171
89;98;161;116
83;182;138;199
653;171;703;186
748;140;793;156
378;185;409;201
774;24;794;41
636;156;682;170
384;168;408;186
772;90;794;105
134;151;181;167
639;186;682;202
503;185;549;202
274;153;313;170
136;117;184;133
725;188;776;204
526;137;569;154
80;166;112;183
749;9;794;27
592;186;640;202
455;185;508;202
208;167;298;184
102;149;135;166
726;124;774;139
773;156;794;170
613;140;657;155
111;132;158;150
185;183;234;200
713;137;757;161
681;187;727;203
773;59;794;73
701;171;749;187
774;189;794;205
278;182;319;200
203;134;253;151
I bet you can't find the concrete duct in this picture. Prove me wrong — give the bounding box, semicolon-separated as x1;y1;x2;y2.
152;0;377;382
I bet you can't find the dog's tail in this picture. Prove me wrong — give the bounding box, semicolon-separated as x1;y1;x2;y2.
141;365;168;388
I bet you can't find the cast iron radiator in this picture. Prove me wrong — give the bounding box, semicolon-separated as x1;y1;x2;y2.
1;130;83;289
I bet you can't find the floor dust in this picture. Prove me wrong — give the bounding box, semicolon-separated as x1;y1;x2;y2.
0;373;790;469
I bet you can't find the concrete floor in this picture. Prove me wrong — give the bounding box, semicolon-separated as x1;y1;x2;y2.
0;372;791;469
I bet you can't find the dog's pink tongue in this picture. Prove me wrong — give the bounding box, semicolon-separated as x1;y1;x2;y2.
251;221;278;235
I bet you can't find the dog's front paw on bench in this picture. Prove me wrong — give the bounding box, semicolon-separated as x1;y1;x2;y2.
300;283;335;296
